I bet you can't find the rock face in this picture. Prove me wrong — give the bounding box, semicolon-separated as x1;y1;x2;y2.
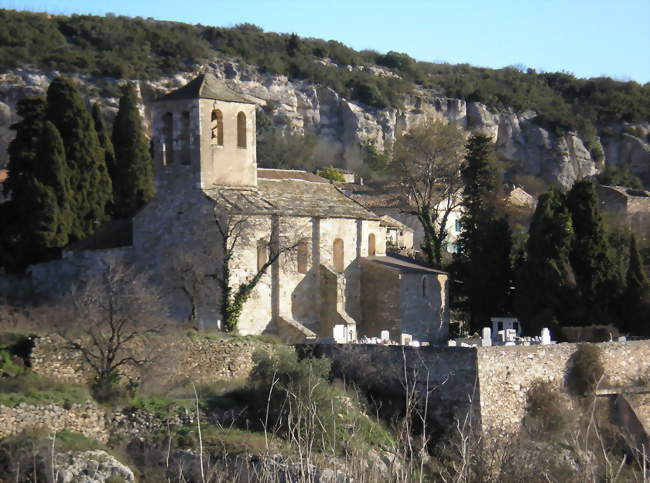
1;64;648;189
55;450;135;483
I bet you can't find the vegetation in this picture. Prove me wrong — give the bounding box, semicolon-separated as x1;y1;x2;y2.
46;76;113;239
566;180;620;324
392;120;465;268
1;9;648;125
621;235;650;335
515;189;579;334
315;167;345;182
0;373;91;408
568;344;605;395
111;84;155;218
524;380;567;436
452;134;513;332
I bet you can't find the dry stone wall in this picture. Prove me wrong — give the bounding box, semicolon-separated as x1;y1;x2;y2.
476;340;650;435
30;335;275;386
0;402;109;443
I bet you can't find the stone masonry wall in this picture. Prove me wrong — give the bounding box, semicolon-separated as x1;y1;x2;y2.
476;340;650;436
0;402;109;443
30;335;275;386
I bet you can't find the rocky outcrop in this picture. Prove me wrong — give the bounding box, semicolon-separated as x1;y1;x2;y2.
1;63;648;189
55;450;135;483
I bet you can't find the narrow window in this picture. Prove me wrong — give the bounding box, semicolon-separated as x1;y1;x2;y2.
297;239;309;274
368;233;376;256
162;112;174;165
257;239;268;271
181;111;191;165
211;109;223;146
333;238;344;273
422;276;427;297
237;111;247;148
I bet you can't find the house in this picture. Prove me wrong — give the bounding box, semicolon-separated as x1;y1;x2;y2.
597;185;650;242
122;73;450;343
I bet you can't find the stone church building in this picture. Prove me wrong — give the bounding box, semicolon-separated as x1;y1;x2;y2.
36;74;450;344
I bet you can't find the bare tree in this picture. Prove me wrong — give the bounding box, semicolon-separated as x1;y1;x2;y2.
393;120;466;268
213;212;303;333
56;257;168;399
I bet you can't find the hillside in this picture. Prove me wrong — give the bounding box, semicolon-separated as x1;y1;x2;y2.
0;9;649;189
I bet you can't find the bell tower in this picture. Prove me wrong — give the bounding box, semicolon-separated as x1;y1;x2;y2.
152;73;257;191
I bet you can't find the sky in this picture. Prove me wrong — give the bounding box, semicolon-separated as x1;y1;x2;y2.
2;0;649;83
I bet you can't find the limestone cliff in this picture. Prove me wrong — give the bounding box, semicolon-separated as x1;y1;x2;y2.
1;63;648;189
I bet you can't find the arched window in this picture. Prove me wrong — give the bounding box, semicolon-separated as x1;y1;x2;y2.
181;111;191;165
333;238;344;273
368;233;376;256
162;112;174;165
257;239;268;271
211;109;223;146
422;276;428;297
237;111;247;148
297;240;309;274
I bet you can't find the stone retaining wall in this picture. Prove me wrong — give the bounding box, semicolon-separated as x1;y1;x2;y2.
0;402;109;443
476;340;650;435
30;334;275;386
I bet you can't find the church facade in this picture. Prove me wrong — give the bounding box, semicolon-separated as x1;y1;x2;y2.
35;74;450;344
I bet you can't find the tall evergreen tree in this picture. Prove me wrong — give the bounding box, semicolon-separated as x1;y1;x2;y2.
515;190;580;334
3;97;47;200
621;235;650;334
0;101;72;270
92;103;116;184
46;76;112;239
452;134;513;332
111;83;154;218
566;180;616;324
34;121;74;246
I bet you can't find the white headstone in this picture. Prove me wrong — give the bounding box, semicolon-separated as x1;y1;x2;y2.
541;328;551;345
380;330;390;342
401;333;412;345
617;336;627;342
482;327;492;346
333;324;346;343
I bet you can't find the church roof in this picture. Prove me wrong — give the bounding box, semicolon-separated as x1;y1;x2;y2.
204;176;379;220
363;254;447;275
158;73;255;104
257;169;327;183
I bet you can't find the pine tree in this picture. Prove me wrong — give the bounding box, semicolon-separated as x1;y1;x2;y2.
621;235;650;334
515;190;580;334
452;134;513;332
566;180;616;324
46;76;112;239
111;83;154;218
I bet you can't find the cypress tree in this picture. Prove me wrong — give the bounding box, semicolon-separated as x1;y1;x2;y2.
4;97;47;200
453;134;513;332
92;103;116;184
111;83;154;218
515;190;580;334
566;180;616;324
622;235;650;334
46;76;112;239
35;121;74;246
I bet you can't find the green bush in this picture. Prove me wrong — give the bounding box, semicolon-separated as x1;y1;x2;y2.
316;167;345;182
568;344;605;395
213;348;393;454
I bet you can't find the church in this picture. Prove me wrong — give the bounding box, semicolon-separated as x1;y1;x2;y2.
45;74;450;344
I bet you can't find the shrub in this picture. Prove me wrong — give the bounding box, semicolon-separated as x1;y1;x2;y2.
568;344;605;395
524;380;567;435
0;372;92;408
559;325;621;343
316;167;345;182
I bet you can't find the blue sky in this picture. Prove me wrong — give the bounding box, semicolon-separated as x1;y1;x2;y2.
2;0;649;82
